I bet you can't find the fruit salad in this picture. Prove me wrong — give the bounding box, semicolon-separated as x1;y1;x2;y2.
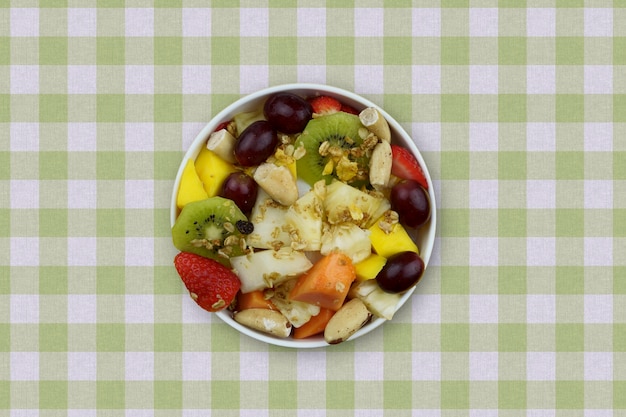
171;88;433;345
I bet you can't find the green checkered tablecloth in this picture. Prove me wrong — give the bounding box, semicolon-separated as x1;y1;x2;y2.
1;1;625;415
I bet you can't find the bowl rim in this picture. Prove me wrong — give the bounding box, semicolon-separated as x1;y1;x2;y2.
170;83;437;348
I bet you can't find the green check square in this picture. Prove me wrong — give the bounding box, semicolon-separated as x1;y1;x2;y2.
383;0;410;6
441;381;469;409
556;37;584;65
326;381;355;409
0;95;8;122
211;324;239;352
0;324;8;352
96;95;125;122
154;266;179;294
0;37;8;65
97;0;125;6
440;209;469;237
499;381;526;409
499;37;526;65
40;323;67;352
383;323;412;352
212;381;239;409
0;208;9;236
155;37;182;65
0;266;8;293
499;0;526;6
556;0;583;6
615;38;626;64
155;0;183;6
499;209;526;237
384;380;412;409
615;95;626;122
326;37;355;65
40;95;68;122
442;0;469;6
39;151;67;180
97;209;125;237
96;152;126;180
556;381;584;409
556;266;584;294
441;151;469;179
40;37;67;65
556;95;584;122
97;323;125;351
498;152;527;180
556;324;584;351
0;381;7;408
154;324;182;352
39;266;68;294
39;209;67;237
211;37;239;65
615;324;626;352
154;94;182;123
269;381;297;409
154;381;182;409
441;266;469;294
441;37;469;65
615;209;626;238
615;153;626;179
555;152;584;180
441;324;469;352
441;94;469;122
96;37;125;65
97;381;125;409
383;94;412;122
39;381;67;409
384;37;412;65
556;209;584;237
97;266;125;294
499;94;526;122
153;152;181;180
269;37;297;65
40;0;68;6
615;268;626;294
499;324;526;351
615;381;626;408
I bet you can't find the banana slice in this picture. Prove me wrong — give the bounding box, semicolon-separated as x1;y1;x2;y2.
206;129;237;163
369;140;392;190
359;107;391;143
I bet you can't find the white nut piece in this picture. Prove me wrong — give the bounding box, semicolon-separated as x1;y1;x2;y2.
368;140;392;190
234;308;292;338
359;107;391;143
324;298;372;344
206;129;237;164
253;162;299;206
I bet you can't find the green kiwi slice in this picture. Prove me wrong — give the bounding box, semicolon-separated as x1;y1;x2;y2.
294;112;368;187
172;197;248;266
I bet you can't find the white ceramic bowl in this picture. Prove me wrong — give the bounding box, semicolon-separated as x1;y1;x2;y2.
171;83;437;348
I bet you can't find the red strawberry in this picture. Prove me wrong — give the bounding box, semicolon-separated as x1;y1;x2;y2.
174;252;241;312
390;144;429;190
340;104;359;115
308;96;342;116
214;120;231;133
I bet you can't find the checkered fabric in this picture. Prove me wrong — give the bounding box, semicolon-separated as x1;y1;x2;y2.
1;1;624;415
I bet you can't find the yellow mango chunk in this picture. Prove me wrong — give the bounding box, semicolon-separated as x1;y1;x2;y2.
177;159;209;210
354;253;387;281
368;219;418;258
195;146;238;197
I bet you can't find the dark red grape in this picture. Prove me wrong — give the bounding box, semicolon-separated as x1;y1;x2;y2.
390;180;431;229
264;93;313;134
220;172;258;214
376;251;424;293
234;121;278;167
